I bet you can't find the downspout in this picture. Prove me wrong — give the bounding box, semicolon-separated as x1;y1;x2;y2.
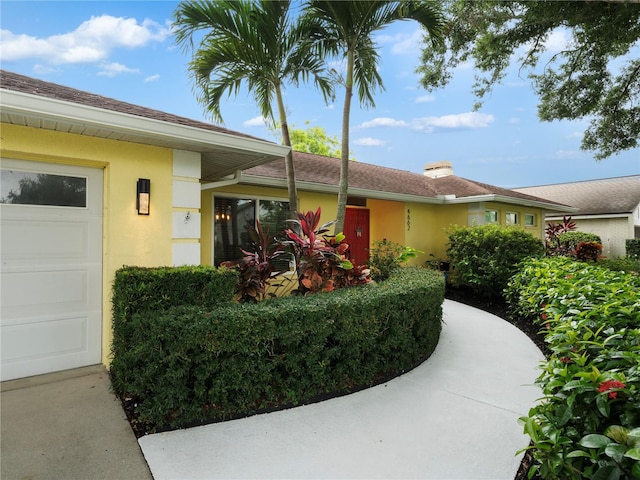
201;170;242;191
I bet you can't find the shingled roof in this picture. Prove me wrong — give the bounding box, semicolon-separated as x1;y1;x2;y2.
0;70;289;180
0;70;262;141
244;153;568;209
514;176;640;216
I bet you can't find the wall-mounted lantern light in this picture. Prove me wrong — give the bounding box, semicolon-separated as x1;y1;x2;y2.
136;178;150;215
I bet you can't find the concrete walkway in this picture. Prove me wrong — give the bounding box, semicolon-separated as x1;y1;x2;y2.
140;300;544;479
1;365;152;480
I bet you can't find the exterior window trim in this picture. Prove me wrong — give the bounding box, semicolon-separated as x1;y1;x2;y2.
506;211;519;225
485;209;499;224
212;193;289;265
524;213;536;227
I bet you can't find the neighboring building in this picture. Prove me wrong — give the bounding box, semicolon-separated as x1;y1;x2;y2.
0;70;567;381
515;176;640;258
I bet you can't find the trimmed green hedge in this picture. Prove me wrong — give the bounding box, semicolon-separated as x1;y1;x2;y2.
446;224;544;298
110;266;444;432
110;265;238;396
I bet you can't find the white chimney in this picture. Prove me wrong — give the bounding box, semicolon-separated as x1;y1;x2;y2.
424;161;453;178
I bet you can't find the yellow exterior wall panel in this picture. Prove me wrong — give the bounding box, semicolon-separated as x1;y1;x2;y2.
2;124;174;366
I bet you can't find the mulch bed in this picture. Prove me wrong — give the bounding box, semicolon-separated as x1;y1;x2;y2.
444;285;545;480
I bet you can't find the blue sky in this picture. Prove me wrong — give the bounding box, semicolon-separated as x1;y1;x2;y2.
1;0;638;188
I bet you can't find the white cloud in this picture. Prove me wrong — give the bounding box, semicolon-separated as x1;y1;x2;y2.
566;131;582;139
360;112;494;133
359;117;409;128
377;29;424;55
411;112;495;132
354;137;386;147
544;28;570;53
325;104;335;110
243;116;267;127
0;15;170;65
144;74;160;83
97;62;139;77
508;117;521;125
415;94;435;104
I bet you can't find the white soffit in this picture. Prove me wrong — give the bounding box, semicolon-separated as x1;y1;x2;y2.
1;89;289;180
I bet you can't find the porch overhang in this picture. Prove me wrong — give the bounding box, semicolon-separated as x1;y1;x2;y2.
0;89;290;181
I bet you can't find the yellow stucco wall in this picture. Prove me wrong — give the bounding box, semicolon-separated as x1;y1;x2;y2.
367;199;405;245
2;123;173;366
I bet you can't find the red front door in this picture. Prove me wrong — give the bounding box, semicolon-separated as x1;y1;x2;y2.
343;208;370;265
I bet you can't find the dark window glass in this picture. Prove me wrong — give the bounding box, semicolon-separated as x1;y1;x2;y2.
213;197;290;266
1;169;87;207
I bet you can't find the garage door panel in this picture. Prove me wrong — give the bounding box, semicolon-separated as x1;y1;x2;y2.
1;219;90;261
1;159;103;381
1;268;91;317
1;315;89;363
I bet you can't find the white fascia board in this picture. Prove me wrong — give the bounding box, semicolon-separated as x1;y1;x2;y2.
546;213;633;221
1;89;290;157
444;194;577;212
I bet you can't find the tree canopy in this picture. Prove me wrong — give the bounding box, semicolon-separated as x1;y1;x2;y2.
418;0;640;160
303;0;443;233
173;0;335;215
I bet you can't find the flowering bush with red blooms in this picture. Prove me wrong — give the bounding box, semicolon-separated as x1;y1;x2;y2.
506;257;640;479
598;380;626;400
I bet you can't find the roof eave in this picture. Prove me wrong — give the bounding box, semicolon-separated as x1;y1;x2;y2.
241;174;444;204
239;176;578;210
444;194;577;212
0;89;290;162
546;212;633;220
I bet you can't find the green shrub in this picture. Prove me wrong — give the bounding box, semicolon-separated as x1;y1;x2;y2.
368;239;423;281
110;265;238;394
557;231;601;251
598;256;640;274
627;239;640;259
110;267;444;432
446;224;544;298
284;208;370;293
575;241;603;262
506;257;640;479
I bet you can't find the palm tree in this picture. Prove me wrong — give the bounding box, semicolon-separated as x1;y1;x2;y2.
173;0;334;215
302;0;443;233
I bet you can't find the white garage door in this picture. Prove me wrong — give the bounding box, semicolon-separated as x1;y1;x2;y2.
1;159;103;381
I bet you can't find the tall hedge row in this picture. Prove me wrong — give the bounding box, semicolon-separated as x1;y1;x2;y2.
110;266;444;433
110;266;238;395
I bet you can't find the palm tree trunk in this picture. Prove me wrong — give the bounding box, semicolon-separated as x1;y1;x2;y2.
335;48;354;234
275;84;298;217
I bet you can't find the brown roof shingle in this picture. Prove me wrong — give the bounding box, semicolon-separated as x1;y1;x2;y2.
0;70;265;142
246;152;565;206
514;176;640;216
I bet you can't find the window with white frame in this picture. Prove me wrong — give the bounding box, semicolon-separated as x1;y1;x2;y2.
524;213;536;227
213;196;289;266
485;210;498;223
506;212;519;225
